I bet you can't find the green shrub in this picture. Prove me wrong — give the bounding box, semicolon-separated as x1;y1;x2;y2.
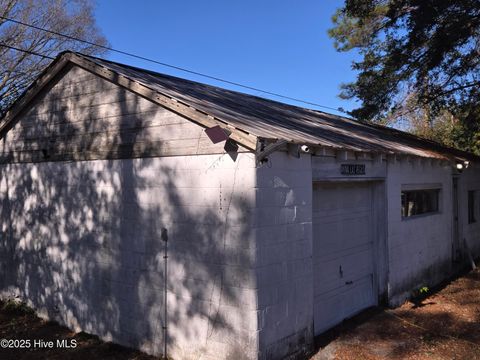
2;299;34;315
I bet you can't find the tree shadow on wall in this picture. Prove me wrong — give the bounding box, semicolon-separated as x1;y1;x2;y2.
0;66;255;358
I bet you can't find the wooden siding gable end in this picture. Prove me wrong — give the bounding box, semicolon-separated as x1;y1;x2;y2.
0;52;258;157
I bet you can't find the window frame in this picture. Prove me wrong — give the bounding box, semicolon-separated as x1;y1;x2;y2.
468;190;477;224
401;187;441;220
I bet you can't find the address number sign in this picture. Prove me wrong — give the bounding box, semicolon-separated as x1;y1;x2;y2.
340;164;366;175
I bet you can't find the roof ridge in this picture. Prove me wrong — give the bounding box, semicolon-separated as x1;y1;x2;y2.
1;51;478;161
75;52;350;118
78;52;473;160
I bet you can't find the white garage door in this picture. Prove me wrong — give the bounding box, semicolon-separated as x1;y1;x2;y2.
313;182;377;335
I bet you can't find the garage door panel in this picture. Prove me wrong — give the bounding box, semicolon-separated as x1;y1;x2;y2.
343;248;374;276
313;259;344;295
313;183;371;211
313;292;345;333
313;216;372;257
313;235;373;262
313;246;373;280
314;275;374;334
313;248;374;296
342;275;375;318
313;182;376;336
313;206;371;219
312;230;371;258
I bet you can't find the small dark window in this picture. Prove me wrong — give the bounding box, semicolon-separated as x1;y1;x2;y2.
468;190;476;224
401;189;440;218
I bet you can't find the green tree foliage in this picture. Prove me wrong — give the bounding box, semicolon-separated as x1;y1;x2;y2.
329;0;480;154
0;0;108;115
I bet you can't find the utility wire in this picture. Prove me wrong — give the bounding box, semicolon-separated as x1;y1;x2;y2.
0;15;349;115
0;43;55;59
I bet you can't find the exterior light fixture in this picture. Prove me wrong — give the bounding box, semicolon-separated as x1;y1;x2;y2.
300;145;311;153
456;160;470;172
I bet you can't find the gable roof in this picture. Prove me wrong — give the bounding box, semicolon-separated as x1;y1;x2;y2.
0;51;477;162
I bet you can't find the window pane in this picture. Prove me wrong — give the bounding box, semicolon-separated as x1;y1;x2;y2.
468;190;476;224
401;189;440;218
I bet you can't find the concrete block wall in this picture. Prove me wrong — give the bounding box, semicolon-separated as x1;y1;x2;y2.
0;174;11;292
0;62;262;360
458;164;480;256
386;158;454;305
254;152;314;359
0;152;260;360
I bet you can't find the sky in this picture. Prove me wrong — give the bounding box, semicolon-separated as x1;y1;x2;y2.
94;1;360;116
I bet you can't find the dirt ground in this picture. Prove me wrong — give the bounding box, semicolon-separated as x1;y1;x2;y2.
311;267;480;360
0;268;479;360
0;300;157;359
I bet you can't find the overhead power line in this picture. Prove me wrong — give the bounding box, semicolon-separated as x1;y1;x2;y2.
0;15;349;115
0;43;54;59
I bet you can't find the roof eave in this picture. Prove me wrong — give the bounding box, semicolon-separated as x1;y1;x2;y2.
70;53;258;151
0;52;74;137
0;52;259;151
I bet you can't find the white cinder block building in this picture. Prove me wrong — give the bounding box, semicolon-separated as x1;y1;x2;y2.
0;52;479;359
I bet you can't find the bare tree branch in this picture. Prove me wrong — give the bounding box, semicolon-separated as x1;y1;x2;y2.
0;0;108;114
